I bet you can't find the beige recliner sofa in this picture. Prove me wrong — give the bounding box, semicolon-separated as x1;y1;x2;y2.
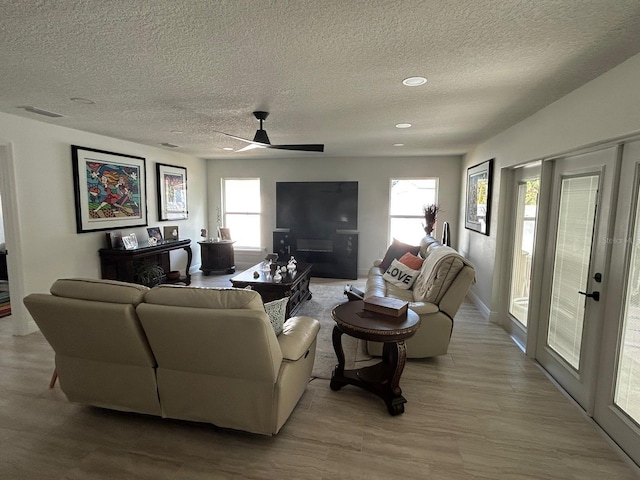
366;236;475;358
24;278;320;436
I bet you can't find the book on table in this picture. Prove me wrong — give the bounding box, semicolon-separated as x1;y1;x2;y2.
363;295;408;317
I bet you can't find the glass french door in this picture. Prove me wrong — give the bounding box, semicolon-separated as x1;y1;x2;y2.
594;140;640;465
536;147;617;413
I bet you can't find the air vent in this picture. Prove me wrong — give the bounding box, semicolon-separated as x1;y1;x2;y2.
159;142;179;148
17;105;63;118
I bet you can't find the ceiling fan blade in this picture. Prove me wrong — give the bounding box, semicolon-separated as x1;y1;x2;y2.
236;143;267;152
269;144;325;152
214;131;256;145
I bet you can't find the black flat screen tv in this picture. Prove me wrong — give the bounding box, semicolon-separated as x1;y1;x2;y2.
276;181;358;235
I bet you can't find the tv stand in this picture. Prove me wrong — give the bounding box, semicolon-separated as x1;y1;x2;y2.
273;231;358;279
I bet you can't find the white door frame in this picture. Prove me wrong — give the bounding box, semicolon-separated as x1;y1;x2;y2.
0;142;31;335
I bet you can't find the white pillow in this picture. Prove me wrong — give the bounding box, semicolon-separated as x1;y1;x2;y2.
382;258;419;289
264;297;289;335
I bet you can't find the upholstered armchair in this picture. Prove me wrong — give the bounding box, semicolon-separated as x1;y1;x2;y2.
365;236;476;358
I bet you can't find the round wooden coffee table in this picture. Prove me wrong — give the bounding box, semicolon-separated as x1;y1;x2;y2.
330;300;420;415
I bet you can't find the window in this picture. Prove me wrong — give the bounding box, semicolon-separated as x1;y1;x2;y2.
389;178;438;244
222;178;260;248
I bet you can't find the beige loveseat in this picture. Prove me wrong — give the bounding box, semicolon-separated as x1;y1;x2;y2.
365;236;475;358
23;278;320;436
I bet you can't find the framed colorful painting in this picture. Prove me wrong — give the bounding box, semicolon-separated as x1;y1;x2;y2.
465;158;493;235
72;145;148;233
156;163;188;221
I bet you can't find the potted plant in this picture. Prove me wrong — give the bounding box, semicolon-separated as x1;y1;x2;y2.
423;204;440;236
135;262;165;287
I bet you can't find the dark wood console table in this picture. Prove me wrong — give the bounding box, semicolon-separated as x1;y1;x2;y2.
99;239;192;286
330;300;420;415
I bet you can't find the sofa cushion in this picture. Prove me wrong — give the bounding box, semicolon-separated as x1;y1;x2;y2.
383;259;419;289
398;252;424;270
264;297;288;335
144;285;264;310
50;278;149;306
413;246;468;303
379;239;421;271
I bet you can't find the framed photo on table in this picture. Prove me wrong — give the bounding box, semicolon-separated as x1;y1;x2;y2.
465;159;493;236
220;227;232;241
156;163;188;221
72;145;148;233
163;225;179;241
147;227;163;241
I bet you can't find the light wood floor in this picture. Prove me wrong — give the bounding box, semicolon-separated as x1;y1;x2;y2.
1;272;638;479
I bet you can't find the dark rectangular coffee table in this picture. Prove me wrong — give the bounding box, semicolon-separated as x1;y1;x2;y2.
230;262;312;318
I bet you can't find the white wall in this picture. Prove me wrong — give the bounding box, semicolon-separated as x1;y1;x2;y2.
0;112;206;334
206;155;462;275
460;51;640;313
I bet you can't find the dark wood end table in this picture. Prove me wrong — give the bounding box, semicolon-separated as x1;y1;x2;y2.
229;262;313;318
330;300;420;415
199;240;235;275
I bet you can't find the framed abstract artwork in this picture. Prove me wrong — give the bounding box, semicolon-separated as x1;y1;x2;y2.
465;158;493;235
156;163;188;221
72;145;148;233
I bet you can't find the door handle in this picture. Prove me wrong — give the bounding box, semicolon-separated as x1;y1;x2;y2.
578;290;600;301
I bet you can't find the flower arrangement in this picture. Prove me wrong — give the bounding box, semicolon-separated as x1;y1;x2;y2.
423;204;440;235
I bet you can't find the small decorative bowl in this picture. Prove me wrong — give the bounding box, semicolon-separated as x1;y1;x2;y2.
166;270;181;281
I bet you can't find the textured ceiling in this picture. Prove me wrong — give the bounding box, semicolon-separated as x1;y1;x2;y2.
1;0;640;159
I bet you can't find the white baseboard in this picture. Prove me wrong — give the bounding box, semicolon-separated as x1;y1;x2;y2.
466;289;490;320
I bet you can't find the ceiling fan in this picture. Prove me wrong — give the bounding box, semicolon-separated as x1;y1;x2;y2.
221;111;324;153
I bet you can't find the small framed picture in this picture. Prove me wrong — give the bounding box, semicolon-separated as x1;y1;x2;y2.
147;227;163;242
111;230;124;248
220;227;232;241
163;225;179;241
122;233;138;250
465;159;493;235
156;163;188;221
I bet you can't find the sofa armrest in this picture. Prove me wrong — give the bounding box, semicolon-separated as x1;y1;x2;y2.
278;316;321;361
408;301;440;315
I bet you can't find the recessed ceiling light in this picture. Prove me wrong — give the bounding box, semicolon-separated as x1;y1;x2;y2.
170;130;184;134
393;143;404;147
402;76;427;86
70;97;95;104
223;147;234;151
395;123;412;129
